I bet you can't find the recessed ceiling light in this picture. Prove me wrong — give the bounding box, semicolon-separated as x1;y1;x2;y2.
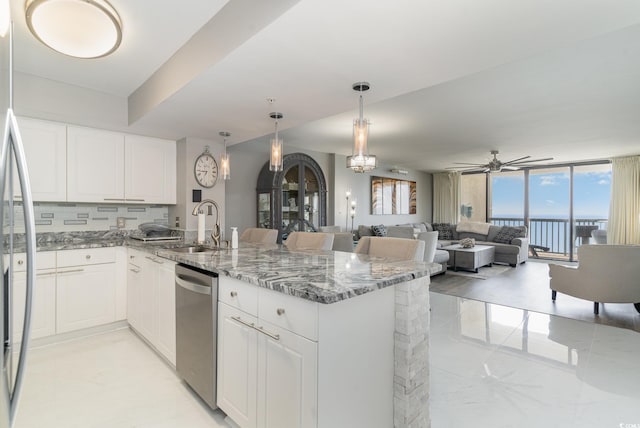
25;0;122;59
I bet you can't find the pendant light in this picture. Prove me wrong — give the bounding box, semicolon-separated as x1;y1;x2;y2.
346;82;377;173
219;131;231;180
269;109;284;172
25;0;122;59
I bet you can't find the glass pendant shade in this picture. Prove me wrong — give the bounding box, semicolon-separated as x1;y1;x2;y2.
25;0;122;59
219;131;231;180
269;112;283;172
220;153;230;180
347;82;376;173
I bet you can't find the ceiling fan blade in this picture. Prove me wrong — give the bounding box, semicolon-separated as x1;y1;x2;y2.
446;166;485;172
508;157;554;164
452;162;485;166
503;155;530;165
501;165;520;171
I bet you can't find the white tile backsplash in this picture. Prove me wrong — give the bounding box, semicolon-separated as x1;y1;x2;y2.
10;202;169;233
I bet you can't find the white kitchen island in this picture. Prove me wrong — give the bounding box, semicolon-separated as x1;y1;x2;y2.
156;243;439;428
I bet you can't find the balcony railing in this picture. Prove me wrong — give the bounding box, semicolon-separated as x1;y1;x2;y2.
490;217;607;258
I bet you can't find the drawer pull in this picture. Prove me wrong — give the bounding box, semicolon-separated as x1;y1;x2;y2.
36;271;56;277
129;255;135;259
145;256;164;264
17;260;24;265
86;255;91;260
231;316;255;329
129;268;140;273
276;308;285;316
103;198;125;201
230;317;280;341
230;291;237;297
256;326;280;341
57;268;84;274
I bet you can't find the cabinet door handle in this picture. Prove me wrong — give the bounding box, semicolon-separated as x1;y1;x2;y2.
103;198;125;201
230;291;237;297
57;268;85;274
36;271;56;277
129;268;140;273
145;256;164;264
230;317;280;341
85;255;91;260
256;326;280;341
125;198;145;202
276;308;285;316
17;260;24;265
231;316;255;329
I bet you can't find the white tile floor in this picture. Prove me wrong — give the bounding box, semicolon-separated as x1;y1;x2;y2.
12;294;640;428
429;292;640;428
14;328;231;428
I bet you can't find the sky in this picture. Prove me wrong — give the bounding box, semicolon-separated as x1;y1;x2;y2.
491;165;611;219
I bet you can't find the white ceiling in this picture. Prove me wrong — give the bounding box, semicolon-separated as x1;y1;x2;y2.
9;0;640;172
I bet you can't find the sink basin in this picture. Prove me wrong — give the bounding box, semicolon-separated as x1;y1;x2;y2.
169;245;219;254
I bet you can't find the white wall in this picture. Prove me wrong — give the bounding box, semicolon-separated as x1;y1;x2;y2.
169;137;226;238
332;154;432;231
225;140;333;239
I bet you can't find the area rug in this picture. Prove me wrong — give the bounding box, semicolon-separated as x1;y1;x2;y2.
444;264;511;280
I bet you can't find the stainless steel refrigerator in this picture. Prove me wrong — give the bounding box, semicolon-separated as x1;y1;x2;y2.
0;19;37;428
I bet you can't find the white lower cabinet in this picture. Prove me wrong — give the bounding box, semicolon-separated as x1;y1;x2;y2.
218;277;397;428
156;259;177;365
217;277;318;428
56;261;116;334
10;252;57;343
126;248;176;365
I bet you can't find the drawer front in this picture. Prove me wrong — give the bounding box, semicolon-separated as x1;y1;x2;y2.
219;276;258;316
258;287;318;341
6;251;56;272
57;247;116;267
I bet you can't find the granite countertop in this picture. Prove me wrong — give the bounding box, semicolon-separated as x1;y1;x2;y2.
154;243;438;304
9;237;439;304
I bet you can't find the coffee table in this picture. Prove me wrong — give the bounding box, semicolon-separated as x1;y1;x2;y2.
442;244;495;273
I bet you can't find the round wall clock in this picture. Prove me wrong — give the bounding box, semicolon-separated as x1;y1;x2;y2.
194;146;218;188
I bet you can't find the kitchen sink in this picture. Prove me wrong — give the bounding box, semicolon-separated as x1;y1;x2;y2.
169;245;220;254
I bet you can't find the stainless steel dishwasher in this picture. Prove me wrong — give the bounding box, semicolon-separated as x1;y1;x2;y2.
175;264;218;409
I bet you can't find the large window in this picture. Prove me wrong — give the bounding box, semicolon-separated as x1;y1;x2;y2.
490;171;524;226
461;161;611;261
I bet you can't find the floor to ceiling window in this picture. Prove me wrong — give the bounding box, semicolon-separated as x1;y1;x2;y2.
463;161;611;261
489;171;524;226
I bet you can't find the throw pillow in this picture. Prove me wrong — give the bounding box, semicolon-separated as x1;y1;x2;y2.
493;226;527;244
432;223;453;240
371;224;387;237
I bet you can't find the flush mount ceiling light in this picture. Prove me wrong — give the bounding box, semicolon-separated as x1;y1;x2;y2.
25;0;122;59
347;82;377;173
219;131;231;181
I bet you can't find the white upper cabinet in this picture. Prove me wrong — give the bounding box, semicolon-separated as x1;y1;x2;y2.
66;125;177;204
15;117;67;202
67;126;125;202
125;135;176;204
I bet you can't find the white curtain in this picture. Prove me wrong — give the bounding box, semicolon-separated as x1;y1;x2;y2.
433;172;460;223
608;156;640;244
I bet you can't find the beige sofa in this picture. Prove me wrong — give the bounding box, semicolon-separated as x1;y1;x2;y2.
549;244;640;314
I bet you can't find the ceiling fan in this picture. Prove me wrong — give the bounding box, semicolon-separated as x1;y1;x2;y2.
447;150;553;173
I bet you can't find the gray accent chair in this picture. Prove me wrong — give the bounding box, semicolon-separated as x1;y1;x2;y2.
549;244;640;314
331;232;354;252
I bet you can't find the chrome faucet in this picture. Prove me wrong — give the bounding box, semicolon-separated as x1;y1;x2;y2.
192;199;221;247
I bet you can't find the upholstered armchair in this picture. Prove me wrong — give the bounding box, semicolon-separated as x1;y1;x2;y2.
548;244;640;314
